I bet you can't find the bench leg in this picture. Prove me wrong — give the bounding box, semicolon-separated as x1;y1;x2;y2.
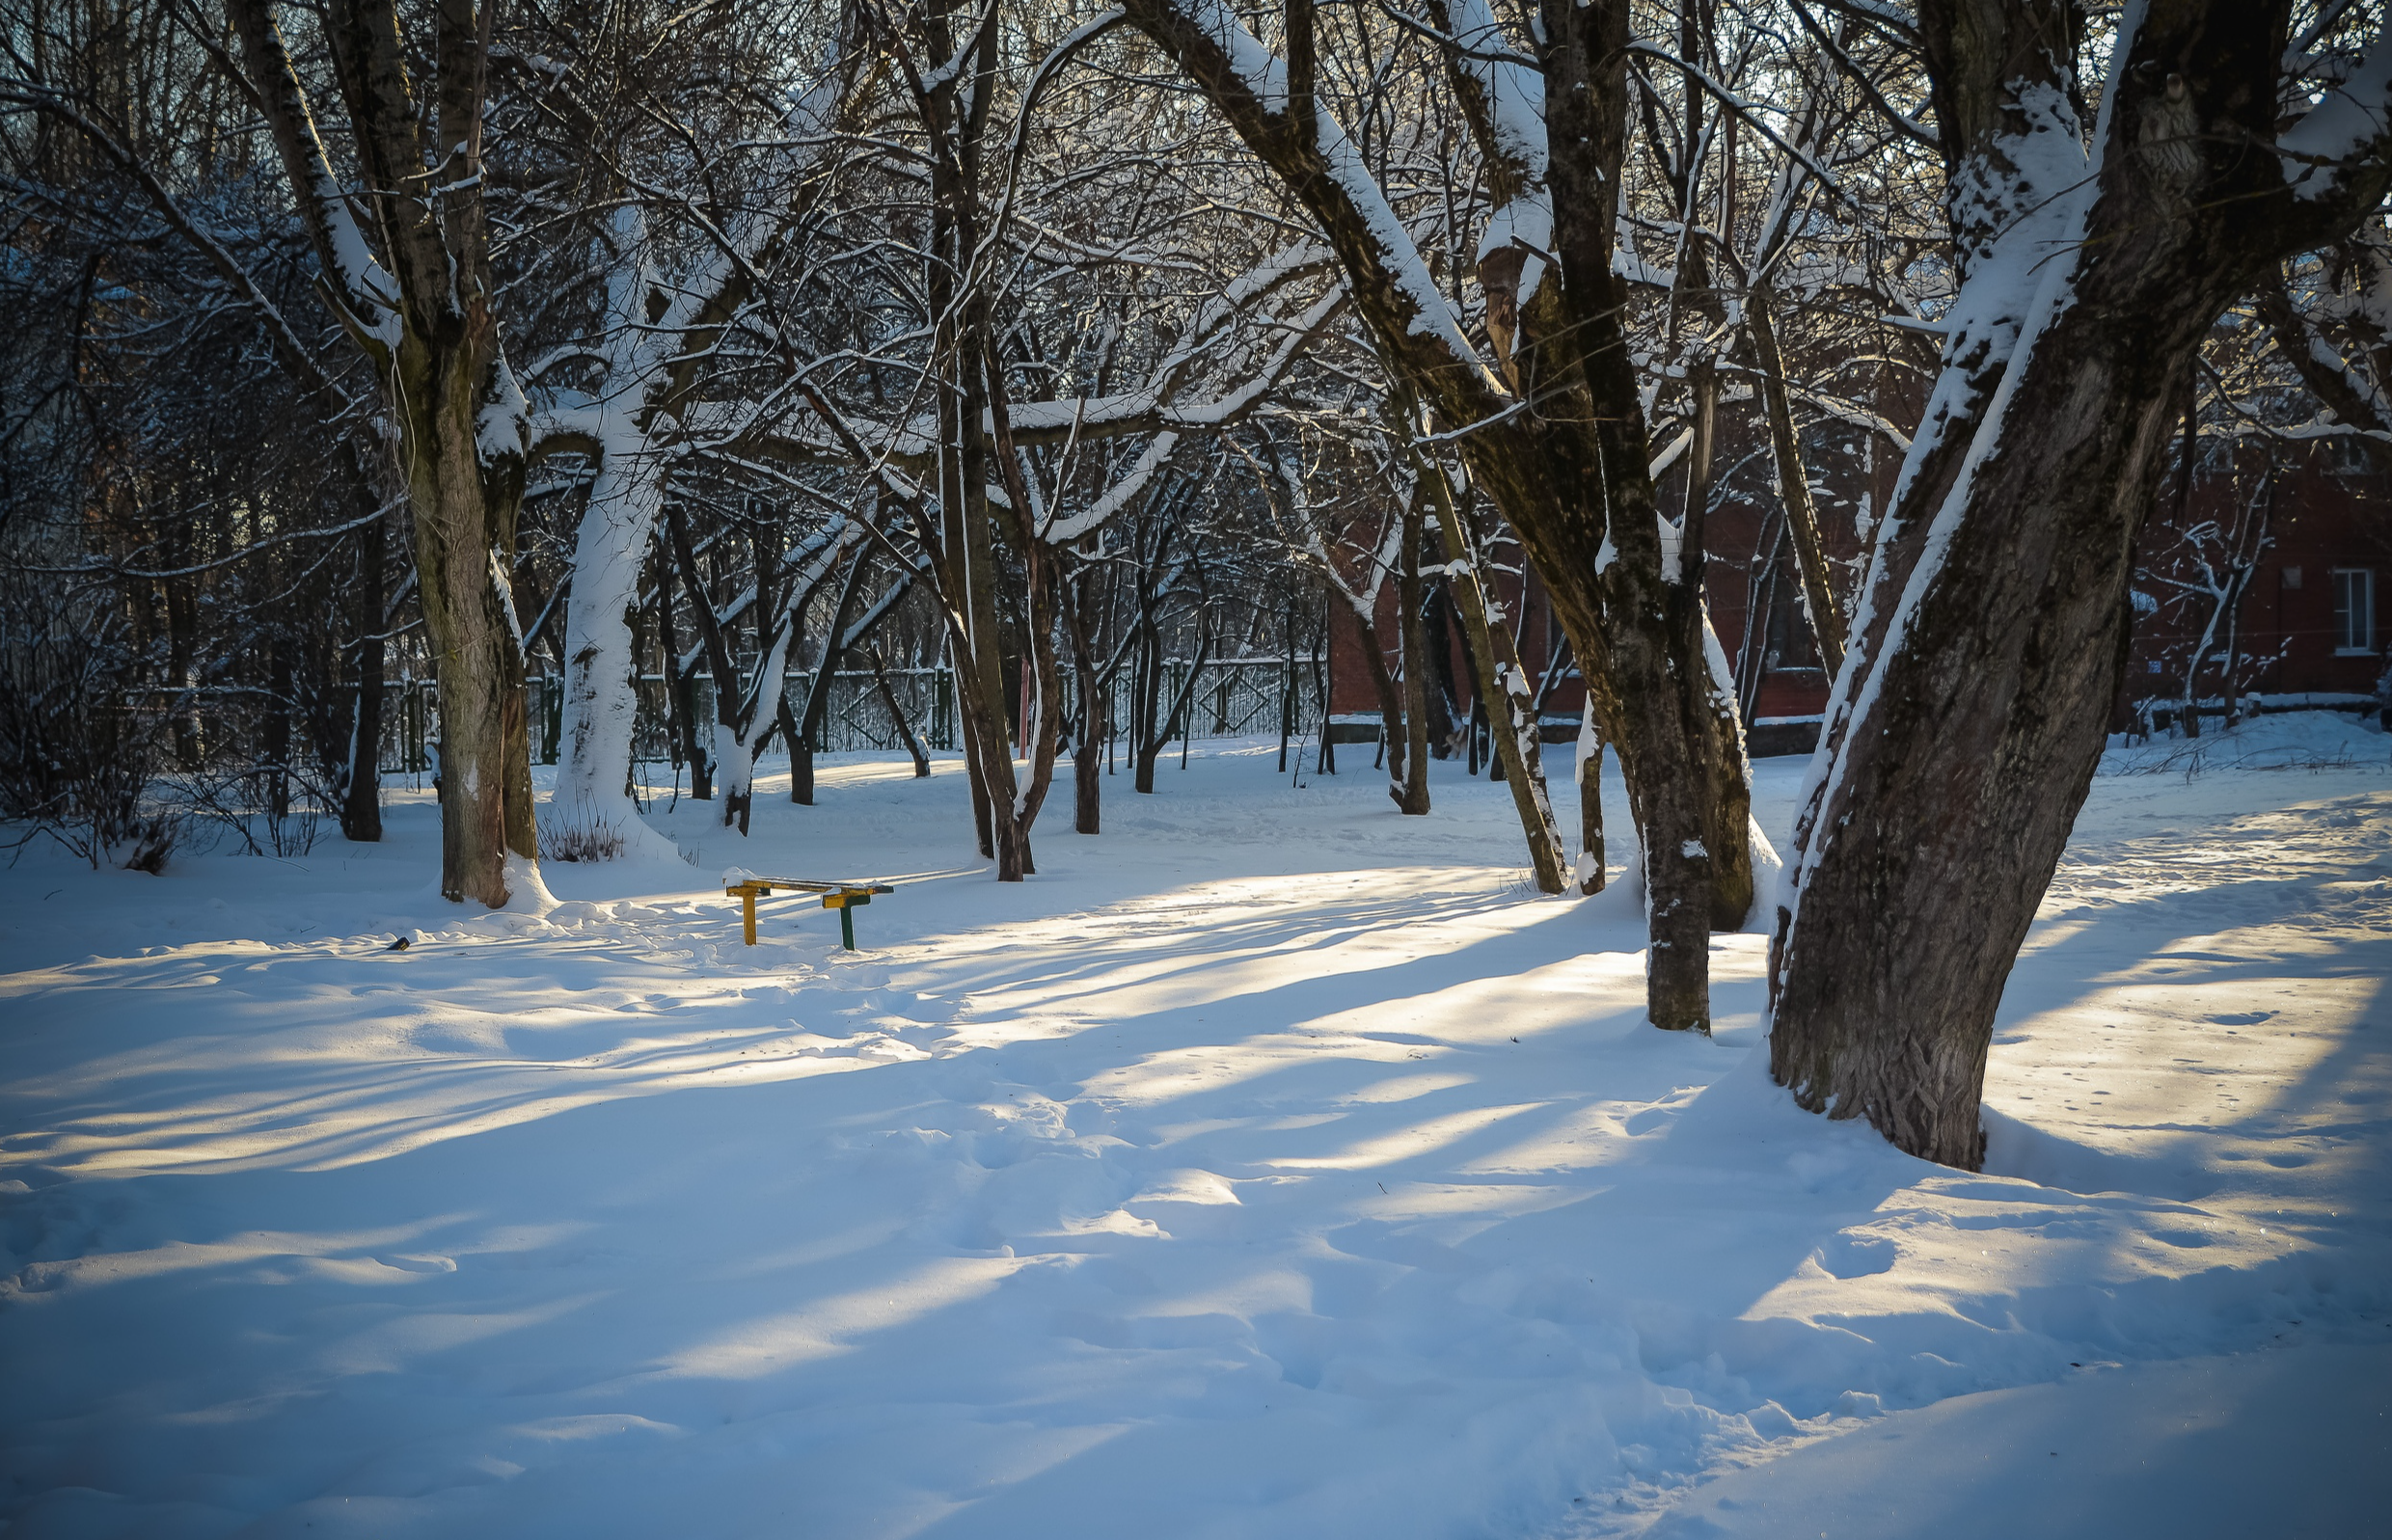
743;891;758;946
839;905;856;951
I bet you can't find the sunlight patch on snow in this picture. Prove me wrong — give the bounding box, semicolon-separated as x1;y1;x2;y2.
3;740;2386;1537
323;1289;603;1377
666;1256;1035;1379
1262;1101;1551;1171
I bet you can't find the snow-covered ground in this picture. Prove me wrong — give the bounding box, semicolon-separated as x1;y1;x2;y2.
4;714;2388;1538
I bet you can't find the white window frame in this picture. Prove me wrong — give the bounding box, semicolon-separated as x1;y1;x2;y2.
2332;567;2377;656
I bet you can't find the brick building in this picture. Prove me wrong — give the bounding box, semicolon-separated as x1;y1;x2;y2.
2120;439;2389;731
1321;427;2387;756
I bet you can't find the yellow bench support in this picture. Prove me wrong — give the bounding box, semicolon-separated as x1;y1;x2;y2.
724;877;895;950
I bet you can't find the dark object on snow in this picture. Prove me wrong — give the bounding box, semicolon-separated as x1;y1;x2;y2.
387;935;411;952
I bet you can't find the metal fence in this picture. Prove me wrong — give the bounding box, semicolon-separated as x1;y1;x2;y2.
375;657;1332;776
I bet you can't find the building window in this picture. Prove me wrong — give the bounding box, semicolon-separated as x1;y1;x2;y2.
1763;567;1821;671
2333;568;2377;655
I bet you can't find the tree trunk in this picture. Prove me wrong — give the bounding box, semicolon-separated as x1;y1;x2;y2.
557;446;669;826
785;550;872;810
549;60;858;848
956;673;995;855
664;503;754;827
2168;368;2205;737
1132;618;1164;795
1342;593;1415;813
1396;491;1432;814
1420;581;1464;759
1768;0;2392;1167
1120;0;1756;1028
658;571;711;803
1575;699;1604;894
264;635;294;821
230;0;535;907
1061;560;1112;831
870;653;934;776
405;402;535;905
339;479;388;843
1746;282;1847;676
1418;459;1567;892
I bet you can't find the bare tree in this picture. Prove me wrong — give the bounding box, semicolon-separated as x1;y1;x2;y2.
1115;0;1758;1029
226;0;536;905
1769;1;2392;1167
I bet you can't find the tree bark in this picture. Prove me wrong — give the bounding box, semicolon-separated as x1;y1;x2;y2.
1417;456;1568;892
870;652;934;777
1340;591;1415;813
1121;0;1750;1028
1575;699;1604;894
655;554;712;802
1060;553;1119;831
1746;282;1847;677
1396;488;1432;814
1769;0;2392;1167
339;473;389;842
664;503;750;825
787;550;874;809
228;0;534;906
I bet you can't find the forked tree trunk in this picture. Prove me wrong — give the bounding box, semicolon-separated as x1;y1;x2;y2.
1133;628;1210;796
900;0;1059;884
1746;282;1847;677
1416;457;1567;892
231;0;534;906
1121;0;1750;1029
1535;0;1753;1016
784;550;872;810
1769;0;2392;1167
550;41;856;849
869;653;934;776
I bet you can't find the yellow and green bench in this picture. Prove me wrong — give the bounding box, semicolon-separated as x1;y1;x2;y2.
723;876;895;950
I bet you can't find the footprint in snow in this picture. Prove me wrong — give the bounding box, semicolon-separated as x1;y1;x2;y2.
1812;1233;1897;1279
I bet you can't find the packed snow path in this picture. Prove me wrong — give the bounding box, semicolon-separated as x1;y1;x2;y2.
3;721;2388;1537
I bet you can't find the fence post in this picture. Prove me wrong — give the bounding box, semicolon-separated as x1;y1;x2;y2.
540;677;561;764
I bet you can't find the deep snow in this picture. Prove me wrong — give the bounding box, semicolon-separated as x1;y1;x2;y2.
3;715;2388;1538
